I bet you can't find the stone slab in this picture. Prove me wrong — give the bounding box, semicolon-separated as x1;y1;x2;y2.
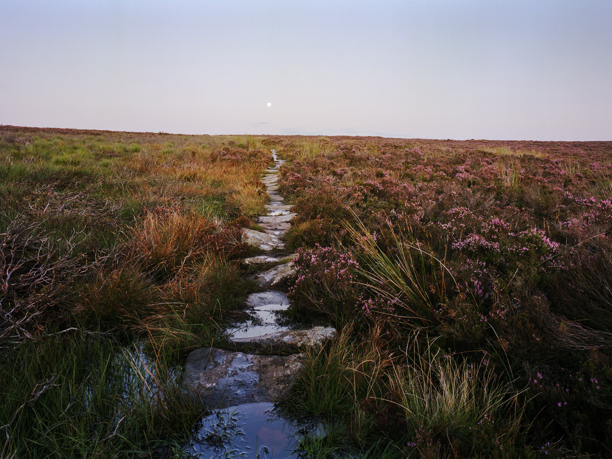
261;222;291;232
265;204;293;212
266;209;293;217
246;291;290;308
256;262;296;288
242;255;282;265
242;228;283;251
182;348;303;408
230;327;337;353
258;214;296;224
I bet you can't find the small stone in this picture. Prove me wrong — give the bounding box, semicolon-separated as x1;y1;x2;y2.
256;262;296;288
242;255;282;265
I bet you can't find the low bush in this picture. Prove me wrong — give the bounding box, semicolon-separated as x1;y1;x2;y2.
288;245;360;326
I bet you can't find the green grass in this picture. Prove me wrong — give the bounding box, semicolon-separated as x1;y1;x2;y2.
0;331;200;458
4;128;612;457
0;126;272;457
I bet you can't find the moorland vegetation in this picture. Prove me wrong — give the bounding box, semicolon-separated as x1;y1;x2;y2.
1;126;612;457
277;136;612;457
0;126;269;457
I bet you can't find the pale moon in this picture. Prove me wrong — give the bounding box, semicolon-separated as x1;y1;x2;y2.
267;102;272;107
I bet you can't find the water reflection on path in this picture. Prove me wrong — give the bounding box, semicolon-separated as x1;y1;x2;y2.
188;402;322;459
185;150;329;458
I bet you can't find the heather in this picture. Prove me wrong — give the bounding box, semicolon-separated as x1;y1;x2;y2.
277;136;612;457
2;127;612;457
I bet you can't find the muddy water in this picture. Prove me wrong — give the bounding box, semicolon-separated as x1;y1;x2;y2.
185;150;328;458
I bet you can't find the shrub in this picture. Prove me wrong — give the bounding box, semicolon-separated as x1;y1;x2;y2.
288;245;360;325
285;218;341;250
73;265;158;334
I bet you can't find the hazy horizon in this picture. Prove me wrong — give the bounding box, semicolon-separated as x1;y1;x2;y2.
2;1;611;141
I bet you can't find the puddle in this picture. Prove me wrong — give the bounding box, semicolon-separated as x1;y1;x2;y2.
228;291;291;339
187;402;323;459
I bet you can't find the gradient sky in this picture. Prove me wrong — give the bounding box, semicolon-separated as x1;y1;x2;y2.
1;0;611;140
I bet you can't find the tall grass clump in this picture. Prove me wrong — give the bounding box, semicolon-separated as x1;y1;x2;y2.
128;209;247;280
389;334;527;457
286;326;531;457
73;265;159;334
345;217;457;334
295;138;334;161
0;331;200;458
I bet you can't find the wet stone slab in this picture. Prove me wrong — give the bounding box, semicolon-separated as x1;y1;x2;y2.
261;222;292;232
182;348;303;409
256;262;296;288
246;290;290;308
266;209;293;217
242;228;284;251
230;327;337;354
243;254;297;266
226;291;291;341
265;204;293;212
242;255;282;265
258;214;296;224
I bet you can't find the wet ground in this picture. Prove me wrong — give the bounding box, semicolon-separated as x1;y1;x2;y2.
187;402;323;459
184;150;333;458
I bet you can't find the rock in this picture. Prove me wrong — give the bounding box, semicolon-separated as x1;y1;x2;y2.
260;222;291;232
242;228;284;251
279;253;297;263
266;209;293;217
230;326;337;353
267;189;283;197
258;214;296;224
246;290;290;308
242;255;282;265
182;348;303;408
256;262;296;288
265;204;293;212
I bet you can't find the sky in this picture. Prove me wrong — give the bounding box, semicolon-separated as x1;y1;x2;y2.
1;0;611;141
